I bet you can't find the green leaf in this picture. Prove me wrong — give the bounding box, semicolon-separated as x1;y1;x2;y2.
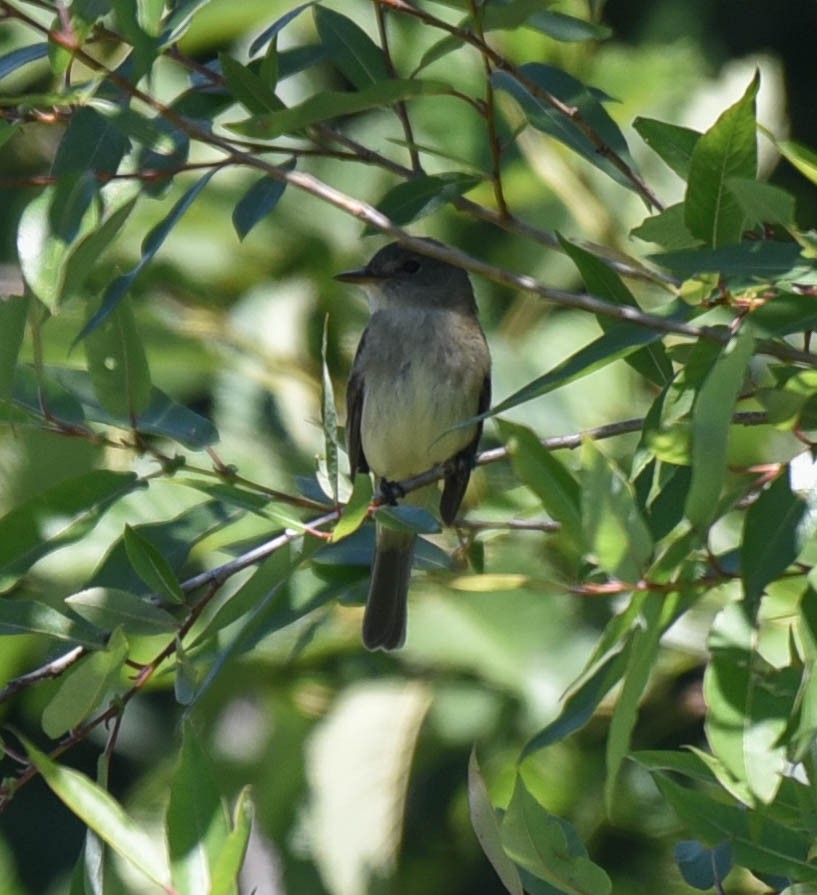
498;420;582;544
778;139;817;187
651;773;817;881
83;298;152;418
582;440;653;582
376;504;440;534
314;6;388;89
232;163;293;240
500;776;612;895
748;291;817;336
167;720;231;894
0;470;141;580
367;172;482;233
332;474;372;542
633;117;700;180
50;367;219;449
468;751;524;895
704;603;799;804
60;193;140;301
250;2;315;55
0;43;48;80
685;73;759;247
742;473;808;606
123;524;186;603
651;241;810;282
65;587;179;635
605;593;678;815
727;177;796;229
228;78;450;139
17;176;100;311
110;0;159;78
559;235;673;387
492;64;638;192
413;34;462;74
525;11;612;42
219;53;283;114
521;641;634;758
320;316;339;505
52;107;130;177
631;203;701;251
488;320;669;418
23;737;173;889
41;628;129;738
209;787;253;895
78;168;218;341
675;840;733;890
684;330;754;529
0;598;105;648
89;501;237;598
0;295;29;404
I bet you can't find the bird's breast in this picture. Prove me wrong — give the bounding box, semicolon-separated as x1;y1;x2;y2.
359;308;488;481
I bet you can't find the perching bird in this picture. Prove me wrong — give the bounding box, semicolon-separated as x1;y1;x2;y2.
338;239;491;650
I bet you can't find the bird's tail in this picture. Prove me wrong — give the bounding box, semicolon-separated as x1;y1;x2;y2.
363;525;415;651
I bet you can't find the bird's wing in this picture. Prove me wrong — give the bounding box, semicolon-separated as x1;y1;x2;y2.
440;372;490;525
346;333;369;474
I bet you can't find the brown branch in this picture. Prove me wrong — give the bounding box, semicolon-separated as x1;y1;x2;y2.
370;0;665;210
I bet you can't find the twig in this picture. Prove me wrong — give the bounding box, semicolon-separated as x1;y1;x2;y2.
374;1;422;173
370;0;664;210
0;646;85;703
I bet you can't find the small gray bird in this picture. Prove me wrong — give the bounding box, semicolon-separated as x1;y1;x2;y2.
337;240;491;650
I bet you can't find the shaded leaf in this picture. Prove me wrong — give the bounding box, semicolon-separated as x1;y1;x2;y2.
220;53;283;114
314;6;388;89
367;172;482;233
651;241;810;281
77;168;218;341
41;628;128;738
0;470;141;580
0;598;105;648
559;235;673;386
83;298;152;418
631;203;701;251
684;330;754;529
167;720;231;893
727;177;796;229
228;78;450;139
492;64;638;192
633;117;700;180
124;524;187;603
65;587;179;635
742;472;808;606
250;2;315;55
500;777;612;895
582;440;653;582
52;107;129;177
0;43;49;80
232;162;294;240
521;641;634;758
675;840;733;891
0;295;29;404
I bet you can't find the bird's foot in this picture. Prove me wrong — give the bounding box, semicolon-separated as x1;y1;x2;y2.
379;478;406;505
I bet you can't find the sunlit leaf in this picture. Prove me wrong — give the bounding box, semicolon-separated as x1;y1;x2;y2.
633;117;700;180
685;73;758;247
366;172;482;232
66;587;179;635
124;524;186;603
23;738;173;889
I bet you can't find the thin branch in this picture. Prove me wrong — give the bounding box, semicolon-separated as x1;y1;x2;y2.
370;0;664;210
374;1;422;173
0;646;85;703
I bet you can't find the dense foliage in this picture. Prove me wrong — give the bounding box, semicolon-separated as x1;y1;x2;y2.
2;1;817;893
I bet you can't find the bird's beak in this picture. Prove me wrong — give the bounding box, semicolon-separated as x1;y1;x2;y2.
335;266;378;284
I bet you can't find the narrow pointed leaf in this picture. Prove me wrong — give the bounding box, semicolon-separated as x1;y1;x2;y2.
314;6;388;88
124;524;186;603
685;74;759;247
23;738;173;889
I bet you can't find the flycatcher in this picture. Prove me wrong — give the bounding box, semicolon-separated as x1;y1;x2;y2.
337;239;491;651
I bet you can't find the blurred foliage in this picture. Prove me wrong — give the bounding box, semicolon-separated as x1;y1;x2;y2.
1;1;817;894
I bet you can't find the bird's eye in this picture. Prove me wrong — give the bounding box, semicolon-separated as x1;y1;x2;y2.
402;259;421;274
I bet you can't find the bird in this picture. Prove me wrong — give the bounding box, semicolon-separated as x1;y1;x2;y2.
337;239;491;650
